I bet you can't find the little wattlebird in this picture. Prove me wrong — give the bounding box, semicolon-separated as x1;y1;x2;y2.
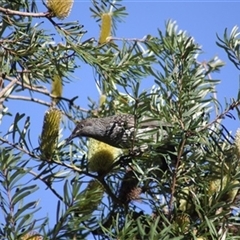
66;114;170;150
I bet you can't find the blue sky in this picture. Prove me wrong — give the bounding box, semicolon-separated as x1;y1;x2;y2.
2;0;240;237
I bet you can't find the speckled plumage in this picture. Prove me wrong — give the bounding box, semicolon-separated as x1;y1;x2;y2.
66;114;166;149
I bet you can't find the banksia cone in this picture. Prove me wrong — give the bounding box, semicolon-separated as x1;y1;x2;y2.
99;94;107;107
76;179;104;215
178;186;191;212
40;108;61;159
21;231;43;240
88;138;122;174
208;176;227;196
223;179;239;203
118;168;141;204
51;73;62;104
173;213;190;234
208;175;240;203
235;128;240;158
99;13;112;44
46;0;73;19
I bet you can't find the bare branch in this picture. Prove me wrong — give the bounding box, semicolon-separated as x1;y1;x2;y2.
4;75;88;113
0;6;50;18
0;76;17;99
199;100;240;132
8;95;51;107
28;169;64;202
0;136;38;159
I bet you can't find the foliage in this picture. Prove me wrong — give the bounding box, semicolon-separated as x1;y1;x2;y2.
0;0;240;239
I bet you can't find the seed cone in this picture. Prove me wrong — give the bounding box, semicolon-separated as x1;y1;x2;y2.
40;108;61;159
118;168;141;204
46;0;73;19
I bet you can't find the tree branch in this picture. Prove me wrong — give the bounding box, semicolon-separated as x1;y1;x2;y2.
8;95;51;107
4;75;88;114
0;136;39;159
28;169;64;202
0;6;50;18
199;100;240;132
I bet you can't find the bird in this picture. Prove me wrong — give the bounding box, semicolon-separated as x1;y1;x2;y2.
66;114;169;149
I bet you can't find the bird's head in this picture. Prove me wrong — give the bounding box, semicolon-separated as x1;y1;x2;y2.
65;119;95;144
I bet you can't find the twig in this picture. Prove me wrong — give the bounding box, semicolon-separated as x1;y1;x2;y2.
8;95;51;107
107;36;148;43
97;177;123;205
169;138;186;215
4;75;88;113
0;136;38;159
0;77;17;99
200;61;219;116
0;6;50;18
199;100;240;132
28;169;64;202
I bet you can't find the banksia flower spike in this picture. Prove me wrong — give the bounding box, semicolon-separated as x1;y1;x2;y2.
173;213;191;234
51;73;63;104
76;179;104;215
99;13;112;44
88;138;122;174
235;128;240;158
21;231;43;240
40;108;61;159
46;0;74;19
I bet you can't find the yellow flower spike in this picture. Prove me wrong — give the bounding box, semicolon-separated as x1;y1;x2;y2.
40;108;61;159
46;0;74;19
99;13;112;44
235;128;240;158
21;231;42;240
208;176;227;196
178;186;194;213
99;94;107;108
88;138;122;174
173;213;190;234
208;175;239;204
224;179;239;203
77;179;104;215
51;73;62;104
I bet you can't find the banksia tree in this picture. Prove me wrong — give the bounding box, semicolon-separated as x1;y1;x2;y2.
1;0;240;239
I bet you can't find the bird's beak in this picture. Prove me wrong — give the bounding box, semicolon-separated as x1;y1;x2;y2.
65;135;73;145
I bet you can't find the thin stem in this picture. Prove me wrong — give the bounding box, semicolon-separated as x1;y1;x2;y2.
8;95;51;107
169;138;186;215
28;169;64;202
0;6;50;18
